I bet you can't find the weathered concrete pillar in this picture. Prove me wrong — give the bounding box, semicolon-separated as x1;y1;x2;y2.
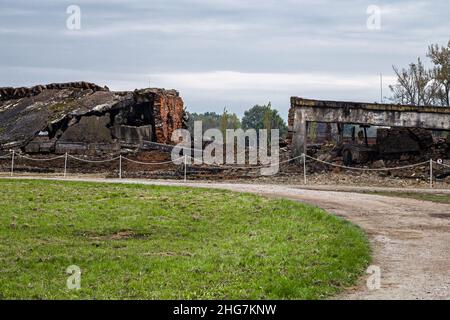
292;109;307;159
331;123;342;144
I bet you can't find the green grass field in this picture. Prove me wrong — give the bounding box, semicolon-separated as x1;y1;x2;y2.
0;179;370;300
367;191;450;204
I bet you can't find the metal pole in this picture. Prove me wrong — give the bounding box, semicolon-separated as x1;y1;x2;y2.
303;153;307;185
10;150;15;177
380;73;383;103
119;155;122;179
64;153;68;178
184;154;187;182
430;159;433;189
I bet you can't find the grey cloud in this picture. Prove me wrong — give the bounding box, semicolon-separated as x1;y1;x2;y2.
0;0;449;117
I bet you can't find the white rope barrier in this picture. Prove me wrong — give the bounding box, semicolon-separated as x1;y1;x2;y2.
184;155;187;182
130;139;450;174
305;154;430;172
1;152;187;179
122;156;183;165
434;161;450;169
184;152;429;172
119;155;122;179
10;152;434;172
64;153;68;178
183;154;305;170
430;159;433;188
184;155;261;170
145;141;205;153
1;148;449;188
303;153;307;185
11;150;14;176
67;154;121;163
18;154;65;161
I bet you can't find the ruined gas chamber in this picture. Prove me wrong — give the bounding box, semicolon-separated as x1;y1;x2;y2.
0;83;186;155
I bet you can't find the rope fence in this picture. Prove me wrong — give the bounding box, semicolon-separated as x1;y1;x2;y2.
19;154;66;161
303;154;438;189
0;151;190;180
121;156;181;165
67;154;121;163
436;161;450;169
183;154;305;170
0;149;449;188
304;154;430;172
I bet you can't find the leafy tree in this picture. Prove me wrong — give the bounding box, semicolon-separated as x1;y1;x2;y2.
186;110;241;135
263;106;272;132
186;112;221;134
229;113;241;130
220;108;229;137
242;103;288;138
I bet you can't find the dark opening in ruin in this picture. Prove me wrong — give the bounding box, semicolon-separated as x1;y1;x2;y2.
125;102;154;128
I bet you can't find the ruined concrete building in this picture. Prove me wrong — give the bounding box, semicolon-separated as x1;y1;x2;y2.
288;97;450;164
0;82;186;155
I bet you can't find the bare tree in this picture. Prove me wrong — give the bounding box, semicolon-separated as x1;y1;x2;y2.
390;40;450;107
389;58;438;106
427;40;450;106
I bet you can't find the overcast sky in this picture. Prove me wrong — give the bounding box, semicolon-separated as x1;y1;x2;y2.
1;0;449;118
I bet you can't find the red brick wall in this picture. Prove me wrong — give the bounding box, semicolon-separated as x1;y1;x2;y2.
153;91;185;144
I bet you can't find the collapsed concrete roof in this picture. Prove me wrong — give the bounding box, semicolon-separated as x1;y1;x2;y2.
0;82;186;153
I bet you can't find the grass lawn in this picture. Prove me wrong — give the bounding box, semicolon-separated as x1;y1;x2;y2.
0;179;370;300
367;191;450;204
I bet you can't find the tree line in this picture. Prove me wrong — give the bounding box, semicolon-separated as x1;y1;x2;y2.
186;103;288;138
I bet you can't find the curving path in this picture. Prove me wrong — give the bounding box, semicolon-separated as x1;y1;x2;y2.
5;177;450;300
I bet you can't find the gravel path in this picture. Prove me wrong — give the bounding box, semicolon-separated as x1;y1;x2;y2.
5;177;450;300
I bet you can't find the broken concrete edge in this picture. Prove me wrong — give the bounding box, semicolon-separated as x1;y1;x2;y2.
0;82;108;101
290;97;450;114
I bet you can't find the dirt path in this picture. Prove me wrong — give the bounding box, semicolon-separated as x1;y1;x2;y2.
4;177;450;300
